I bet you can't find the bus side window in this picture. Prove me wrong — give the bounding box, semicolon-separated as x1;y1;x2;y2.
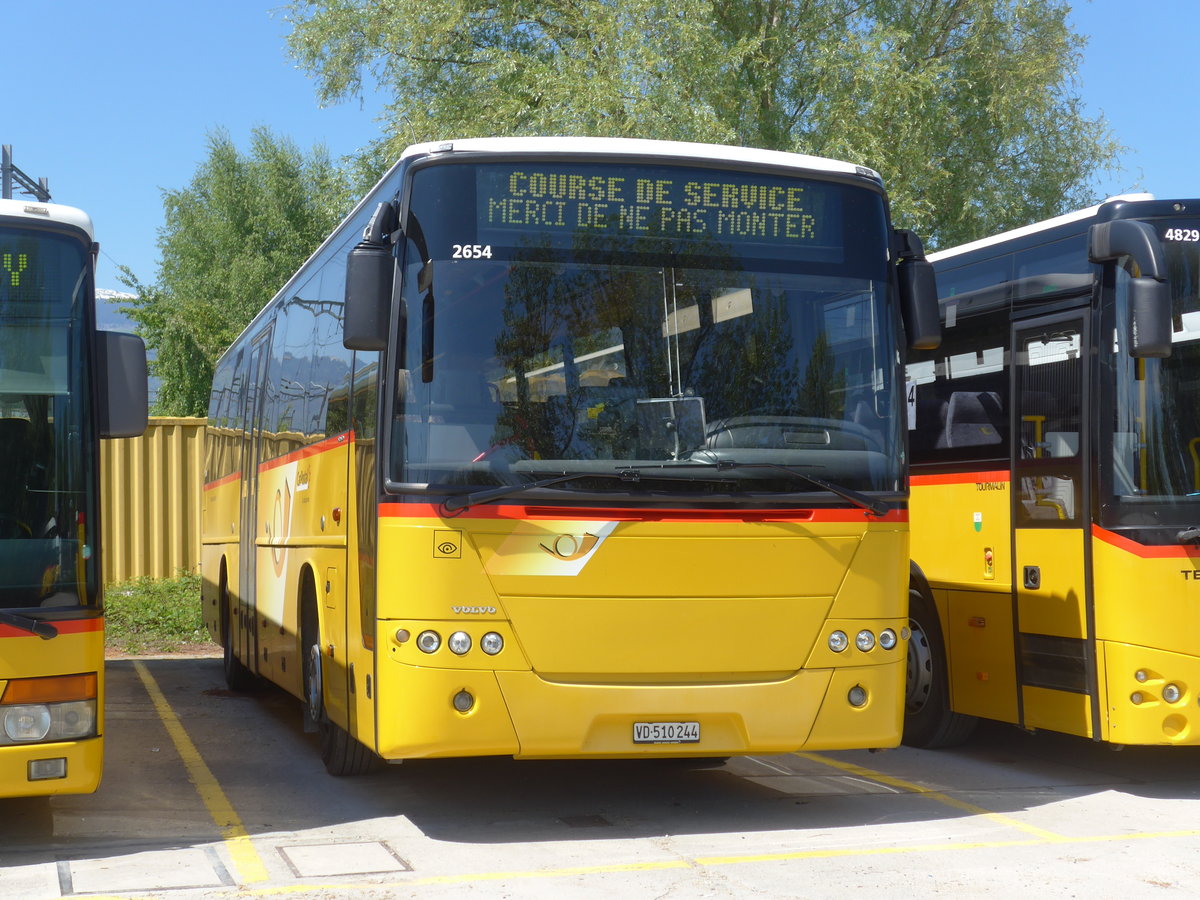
908;307;1010;464
938;391;1004;449
1015;325;1083;524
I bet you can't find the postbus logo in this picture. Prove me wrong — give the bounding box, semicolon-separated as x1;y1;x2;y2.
484;521;618;577
540;533;601;561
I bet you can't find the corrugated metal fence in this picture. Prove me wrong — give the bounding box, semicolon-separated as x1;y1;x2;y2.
100;417;206;583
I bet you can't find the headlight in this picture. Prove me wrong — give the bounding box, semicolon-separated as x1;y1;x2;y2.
448;631;472;655
878;629;897;650
855;630;876;652
481;632;504;655
1163;684;1182;703
50;701;95;740
417;630;442;653
0;700;95;744
3;705;51;742
828;631;848;653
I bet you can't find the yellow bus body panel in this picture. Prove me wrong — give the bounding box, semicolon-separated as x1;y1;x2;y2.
200;475;241;644
911;474;1019;723
943;588;1018;723
0;738;103;798
1093;531;1200;745
1014;528;1087;640
1101;641;1200;745
0;626;104;797
1093;532;1200;651
373;512;906;759
254;439;350;698
1021;684;1092;736
909;474;1011;593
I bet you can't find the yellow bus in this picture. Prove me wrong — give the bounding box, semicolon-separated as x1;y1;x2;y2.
0;197;147;796
202;137;940;774
906;193;1200;748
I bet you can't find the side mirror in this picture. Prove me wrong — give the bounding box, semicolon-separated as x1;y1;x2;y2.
97;331;148;439
893;229;941;350
1089;219;1173;358
344;202;398;352
1127;276;1173;358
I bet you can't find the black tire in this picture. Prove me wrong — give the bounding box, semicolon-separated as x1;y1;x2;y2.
220;573;255;692
301;580;376;776
904;586;977;748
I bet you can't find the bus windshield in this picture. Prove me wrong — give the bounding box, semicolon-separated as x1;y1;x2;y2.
388;159;900;500
0;226;97;610
1106;218;1200;525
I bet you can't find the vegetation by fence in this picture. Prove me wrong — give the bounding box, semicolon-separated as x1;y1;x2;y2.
100;417;205;583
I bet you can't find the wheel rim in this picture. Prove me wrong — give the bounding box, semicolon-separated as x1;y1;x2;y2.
906;612;934;715
305;642;323;726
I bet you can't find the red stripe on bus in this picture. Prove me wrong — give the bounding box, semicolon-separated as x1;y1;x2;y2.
257;430;355;474
0;616;103;639
1092;525;1200;559
204;471;241;491
380;502;906;523
911;470;1010;486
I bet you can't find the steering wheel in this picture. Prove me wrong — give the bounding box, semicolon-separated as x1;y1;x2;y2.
0;514;32;539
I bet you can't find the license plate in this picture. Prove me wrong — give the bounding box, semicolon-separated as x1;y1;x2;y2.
633;721;700;744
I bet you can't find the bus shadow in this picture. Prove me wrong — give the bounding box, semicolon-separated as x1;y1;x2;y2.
169;657;1200;846
3;658;1198;868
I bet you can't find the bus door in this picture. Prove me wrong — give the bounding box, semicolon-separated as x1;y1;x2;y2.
1011;310;1099;738
237;327;274;674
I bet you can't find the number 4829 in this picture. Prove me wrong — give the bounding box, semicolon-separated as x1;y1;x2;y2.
1164;228;1200;242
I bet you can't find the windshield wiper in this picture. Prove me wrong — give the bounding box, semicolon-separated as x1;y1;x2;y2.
660;457;889;517
0;610;58;640
440;459;887;516
441;470;643;512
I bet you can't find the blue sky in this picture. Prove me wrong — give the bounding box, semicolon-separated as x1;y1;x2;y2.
1;0;1195;301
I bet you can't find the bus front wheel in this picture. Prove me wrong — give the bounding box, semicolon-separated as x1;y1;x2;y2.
301;584;376;776
904;586;977;748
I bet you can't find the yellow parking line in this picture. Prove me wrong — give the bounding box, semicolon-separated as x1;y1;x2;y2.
133;661;269;883
795;751;1067;842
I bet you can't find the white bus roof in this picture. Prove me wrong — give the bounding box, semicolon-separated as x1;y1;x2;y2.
0;197;94;239
399;136;880;181
928;193;1155;263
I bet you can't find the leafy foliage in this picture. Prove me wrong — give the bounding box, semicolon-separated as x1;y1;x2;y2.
104;573;211;655
283;0;1119;247
121;128;352;415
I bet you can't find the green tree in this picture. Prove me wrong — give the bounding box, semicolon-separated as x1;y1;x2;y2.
121;127;351;415
284;0;1119;246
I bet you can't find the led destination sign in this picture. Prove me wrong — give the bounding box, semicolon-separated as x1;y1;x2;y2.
0;229;87;310
474;163;843;256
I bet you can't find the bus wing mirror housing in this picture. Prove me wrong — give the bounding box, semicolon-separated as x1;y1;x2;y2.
1089;219;1173;358
344;202;399;352
97;331;148;439
1126;276;1173;358
894;229;941;350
